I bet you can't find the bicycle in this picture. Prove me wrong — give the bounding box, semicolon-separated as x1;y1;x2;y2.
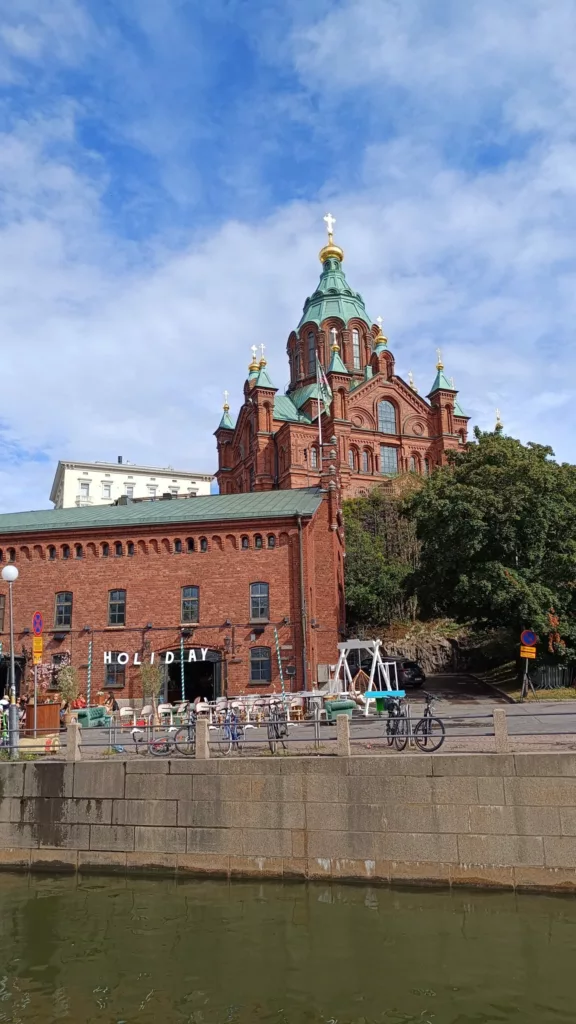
412;692;445;752
215;708;245;755
267;701;288;754
385;696;409;752
132;709;197;757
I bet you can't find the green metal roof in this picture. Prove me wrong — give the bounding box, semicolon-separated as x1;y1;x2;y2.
328;348;348;374
273;395;312;423
255;365;275;389
217;408;235;430
453;400;467;417
298;256;372;329
0;489;324;537
428;368;457;395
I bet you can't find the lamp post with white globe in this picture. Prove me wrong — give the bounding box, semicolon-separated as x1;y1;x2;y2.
1;564;19;758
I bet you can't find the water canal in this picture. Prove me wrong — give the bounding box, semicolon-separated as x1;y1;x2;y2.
0;874;573;1022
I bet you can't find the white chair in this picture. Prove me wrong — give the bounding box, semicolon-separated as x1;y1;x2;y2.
119;707;136;728
157;703;174;726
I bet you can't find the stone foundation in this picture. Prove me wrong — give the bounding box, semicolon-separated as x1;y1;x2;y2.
1;753;576;890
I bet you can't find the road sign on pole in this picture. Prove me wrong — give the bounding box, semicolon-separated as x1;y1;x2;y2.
520;645;536;659
32;636;43;665
32;612;43;636
520;629;537;647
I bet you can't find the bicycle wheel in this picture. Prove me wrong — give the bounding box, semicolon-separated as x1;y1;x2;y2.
216;727;232;755
413;715;445;752
267;722;277;754
233;725;245;753
174;724;196;757
148;736;172;757
393;715;409;751
386;716;397;747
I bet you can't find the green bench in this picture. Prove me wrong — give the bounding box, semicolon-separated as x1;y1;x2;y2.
76;706;113;729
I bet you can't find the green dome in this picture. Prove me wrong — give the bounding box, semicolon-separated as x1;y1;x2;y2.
298;256;372;330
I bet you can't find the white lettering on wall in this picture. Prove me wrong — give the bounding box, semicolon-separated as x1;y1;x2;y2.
188;649;197;662
201;648;208;661
117;653;129;665
165;651;174;664
103;648;213;665
104;651;112;664
134;652;141;665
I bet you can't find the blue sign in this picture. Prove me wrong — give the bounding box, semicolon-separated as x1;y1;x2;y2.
32;612;43;636
520;629;536;647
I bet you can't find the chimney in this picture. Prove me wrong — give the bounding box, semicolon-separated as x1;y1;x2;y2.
117;456;123;464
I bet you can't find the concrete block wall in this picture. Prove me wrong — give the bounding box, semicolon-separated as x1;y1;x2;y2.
2;753;576;889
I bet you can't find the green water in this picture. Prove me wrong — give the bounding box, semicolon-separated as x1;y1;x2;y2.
0;875;574;1023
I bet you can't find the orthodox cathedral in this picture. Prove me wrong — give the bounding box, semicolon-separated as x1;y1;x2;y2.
216;216;469;499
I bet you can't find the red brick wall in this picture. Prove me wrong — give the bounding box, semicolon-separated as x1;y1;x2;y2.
0;501;342;702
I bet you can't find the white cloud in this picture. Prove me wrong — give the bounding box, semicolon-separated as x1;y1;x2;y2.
0;0;575;511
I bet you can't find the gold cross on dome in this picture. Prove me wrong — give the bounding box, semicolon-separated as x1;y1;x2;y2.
323;212;336;240
223;389;229;407
436;347;444;369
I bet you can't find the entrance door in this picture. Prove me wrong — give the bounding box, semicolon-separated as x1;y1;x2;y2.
165;649;222;704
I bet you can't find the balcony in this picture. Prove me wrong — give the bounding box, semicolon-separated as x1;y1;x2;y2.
75;494;93;507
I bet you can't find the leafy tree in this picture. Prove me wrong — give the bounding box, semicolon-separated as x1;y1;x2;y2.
343;485;420;625
405;428;576;645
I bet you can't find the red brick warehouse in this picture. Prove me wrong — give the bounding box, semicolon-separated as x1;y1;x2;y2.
0;488;344;702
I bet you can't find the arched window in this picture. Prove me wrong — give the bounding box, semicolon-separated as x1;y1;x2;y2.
348;449;355;471
62;545;70;560
307;331;316;375
115;541;123;557
199;537;208;552
267;535;276;549
310;447;318;469
362;451;369;474
295;349;301;378
380;445;398;476
250;647;272;683
409;456;416;472
101;543;109;558
378;400;396;434
54;591;73;628
0;549;3;562
250;582;269;621
75;544;83;559
241;536;249;550
424;458;431;477
254;534;263;549
7;548;15;562
127;541;135;557
352;329;361;370
174;538;182;554
186;537;195;553
48;546;56;561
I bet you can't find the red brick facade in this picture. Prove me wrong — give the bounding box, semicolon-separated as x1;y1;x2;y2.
216;251;469;499
0;490;344;703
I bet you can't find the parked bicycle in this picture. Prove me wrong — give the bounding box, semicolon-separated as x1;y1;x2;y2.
385;695;409;751
132;708;197;757
412;692;445;752
215;708;245;755
267;700;288;754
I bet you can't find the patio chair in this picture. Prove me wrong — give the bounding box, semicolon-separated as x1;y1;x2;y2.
119;707;136;728
157;703;174;726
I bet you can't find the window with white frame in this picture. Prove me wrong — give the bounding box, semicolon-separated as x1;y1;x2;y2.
148;485;157;497
352;329;361;370
125;484;134;498
79;481;90;497
102;482;112;499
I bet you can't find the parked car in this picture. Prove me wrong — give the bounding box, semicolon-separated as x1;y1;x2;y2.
351;651;426;689
387;657;426;689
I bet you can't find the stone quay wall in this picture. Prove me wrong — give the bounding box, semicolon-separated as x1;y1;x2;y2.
2;753;576;890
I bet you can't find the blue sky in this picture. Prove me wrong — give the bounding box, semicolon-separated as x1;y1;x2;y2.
0;0;575;510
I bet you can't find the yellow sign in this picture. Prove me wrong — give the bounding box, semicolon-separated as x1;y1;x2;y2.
520;645;536;659
32;637;43;655
32;652;42;666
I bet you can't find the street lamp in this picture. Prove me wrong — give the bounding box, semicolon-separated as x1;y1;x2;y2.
1;564;19;758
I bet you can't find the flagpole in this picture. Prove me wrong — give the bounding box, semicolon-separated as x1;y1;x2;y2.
316;350;323;468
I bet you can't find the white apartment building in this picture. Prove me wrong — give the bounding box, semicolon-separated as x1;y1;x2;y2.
49;458;214;508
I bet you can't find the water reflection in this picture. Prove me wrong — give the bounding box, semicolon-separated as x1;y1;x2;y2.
0;874;574;1022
